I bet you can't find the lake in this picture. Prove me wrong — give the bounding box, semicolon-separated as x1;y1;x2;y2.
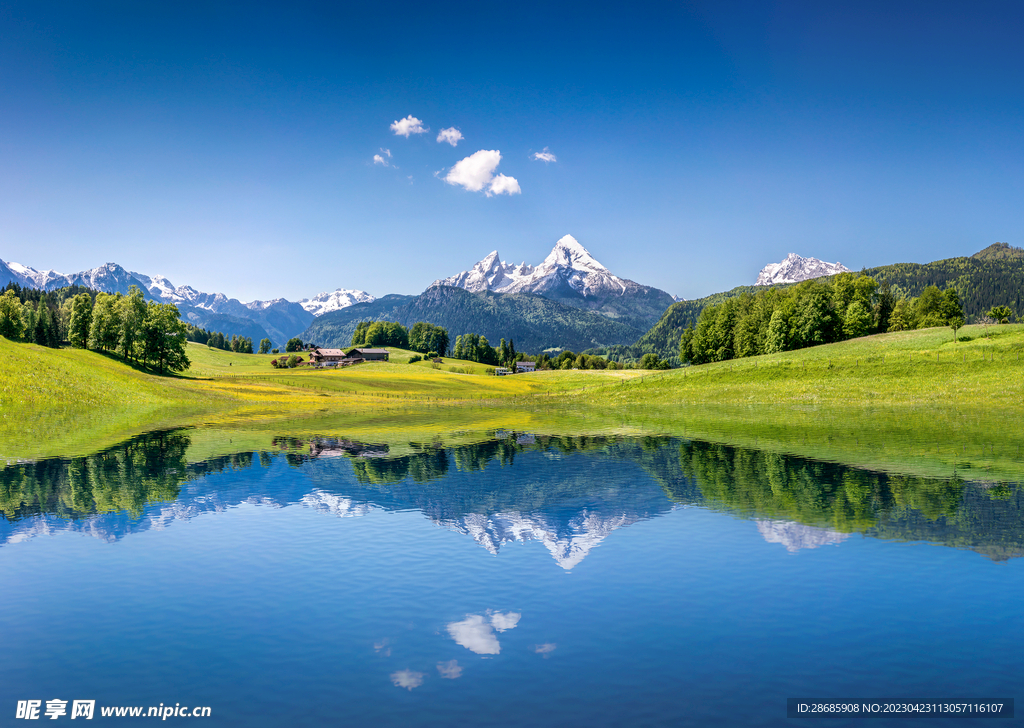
2;428;1021;726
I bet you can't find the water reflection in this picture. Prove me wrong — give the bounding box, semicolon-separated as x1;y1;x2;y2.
3;429;1024;562
447;611;522;655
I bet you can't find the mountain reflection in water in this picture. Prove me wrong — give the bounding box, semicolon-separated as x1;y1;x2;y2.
3;429;1024;563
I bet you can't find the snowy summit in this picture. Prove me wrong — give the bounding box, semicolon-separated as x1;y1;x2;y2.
433;234;628;299
299;288;376;317
755;253;851;286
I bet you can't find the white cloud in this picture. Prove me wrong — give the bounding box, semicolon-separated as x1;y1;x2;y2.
534;643;557;658
373;148;393;166
437;660;463;679
490;611;521;632
447;614;501;655
487;174;521;197
531;147;557;163
437;127;464;146
445;149;502;192
444;149;521;196
390;115;427;137
390;669;425;691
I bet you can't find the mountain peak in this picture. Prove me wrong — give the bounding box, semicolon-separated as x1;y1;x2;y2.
542;235;608;273
756;253;850;286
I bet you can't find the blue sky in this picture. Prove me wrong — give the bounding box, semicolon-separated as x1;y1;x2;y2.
2;0;1024;302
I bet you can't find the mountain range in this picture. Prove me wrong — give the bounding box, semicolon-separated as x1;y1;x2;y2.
434;235;677;332
301;236;678;351
0;258;376;348
2;234;673;350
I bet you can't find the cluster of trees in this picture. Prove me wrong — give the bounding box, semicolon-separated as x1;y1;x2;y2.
0;283;99;348
64;286;190;373
679;274;967;365
186;324;271;354
452;333;499;365
531;350;668;370
453;334;525;367
270;354;304;368
350;321;410;349
408;322;450;357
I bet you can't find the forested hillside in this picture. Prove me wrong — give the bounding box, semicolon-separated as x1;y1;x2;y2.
300;285;644;353
588;285;787;365
618;247;1024;362
862;255;1024;318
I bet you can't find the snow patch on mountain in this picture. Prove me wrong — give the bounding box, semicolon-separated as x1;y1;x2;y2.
756;253;850;286
300;288;376;317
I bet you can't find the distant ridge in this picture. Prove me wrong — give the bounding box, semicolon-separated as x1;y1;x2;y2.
300;285;645;353
972;242;1024;261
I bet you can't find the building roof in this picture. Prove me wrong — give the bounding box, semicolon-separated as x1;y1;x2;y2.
349;348;389;354
312;348;346;357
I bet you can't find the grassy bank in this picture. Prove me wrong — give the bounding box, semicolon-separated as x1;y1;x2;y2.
4;326;1024;481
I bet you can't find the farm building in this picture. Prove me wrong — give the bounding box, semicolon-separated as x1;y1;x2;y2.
345;348;390;361
308;347;346;364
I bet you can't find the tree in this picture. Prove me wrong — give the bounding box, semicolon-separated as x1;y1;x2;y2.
988;305;1013;324
140;302;191;374
679;325;695;362
915;285;945;327
764;309;789;354
887;298;915;332
639;353;669;370
286;337;304;352
939;287;964;325
350;322;370;346
842;301;873;339
68;293;93;348
118;286;147;362
874;280;896;333
949;315;965;343
0;290;25;339
258;338;272;354
89;293;121;352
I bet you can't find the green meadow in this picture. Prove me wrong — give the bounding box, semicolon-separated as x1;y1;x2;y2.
4;326;1024;482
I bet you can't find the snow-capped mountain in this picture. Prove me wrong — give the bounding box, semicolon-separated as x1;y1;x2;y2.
435;234;629;298
432;234;676;330
300;288;376;317
2;259;156;297
756;253;850;286
1;256;373;346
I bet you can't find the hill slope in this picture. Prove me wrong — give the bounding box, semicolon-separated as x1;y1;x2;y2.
300;285;645;352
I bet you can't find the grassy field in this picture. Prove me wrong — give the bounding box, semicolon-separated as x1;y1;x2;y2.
4;326;1024;481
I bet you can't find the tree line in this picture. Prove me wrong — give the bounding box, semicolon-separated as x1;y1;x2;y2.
62;286;190;373
679;273;969;365
185;324;269;354
0;283;99;348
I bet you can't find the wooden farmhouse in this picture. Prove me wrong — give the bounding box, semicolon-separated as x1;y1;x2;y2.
346;348;389;361
308;346;390;367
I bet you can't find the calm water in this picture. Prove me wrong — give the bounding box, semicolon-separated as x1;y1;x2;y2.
2;430;1022;726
